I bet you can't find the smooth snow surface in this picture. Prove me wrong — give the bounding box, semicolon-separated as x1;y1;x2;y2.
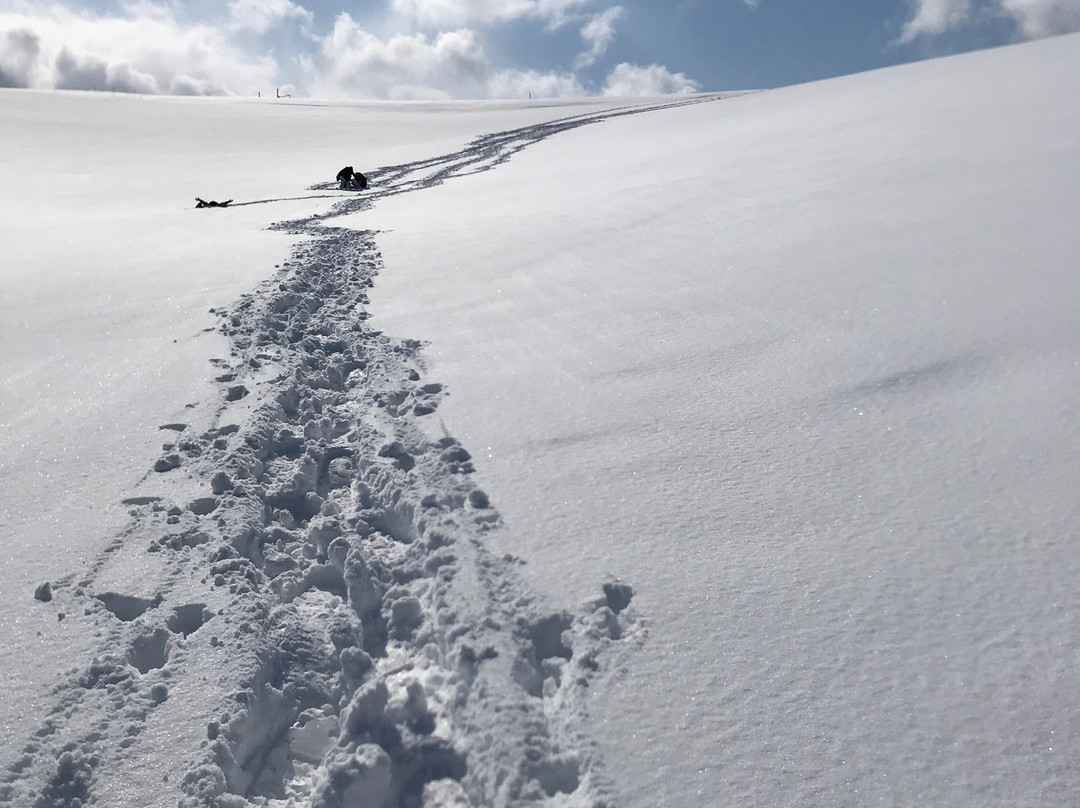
1;33;1078;808
366;34;1080;808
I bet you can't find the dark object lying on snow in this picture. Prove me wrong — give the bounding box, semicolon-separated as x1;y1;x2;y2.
336;166;368;190
195;197;232;208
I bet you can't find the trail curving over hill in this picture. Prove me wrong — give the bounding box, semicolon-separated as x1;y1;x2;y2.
0;96;725;808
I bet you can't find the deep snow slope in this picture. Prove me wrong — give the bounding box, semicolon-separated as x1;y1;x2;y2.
0;92;667;807
364;34;1080;808
2;32;1078;808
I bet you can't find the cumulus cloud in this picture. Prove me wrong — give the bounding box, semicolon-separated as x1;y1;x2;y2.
900;0;1080;42
899;0;975;40
391;0;594;28
310;13;489;99
999;0;1080;36
574;5;622;69
54;46;159;93
0;1;705;100
228;0;313;34
488;67;585;97
0;4;279;94
602;62;700;96
310;12;597;99
0;27;40;87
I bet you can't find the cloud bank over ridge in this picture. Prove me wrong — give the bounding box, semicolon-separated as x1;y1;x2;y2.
0;0;697;98
0;4;276;95
2;0;1077;99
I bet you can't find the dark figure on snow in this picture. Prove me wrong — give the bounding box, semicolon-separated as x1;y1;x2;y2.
195;197;232;208
336;166;368;190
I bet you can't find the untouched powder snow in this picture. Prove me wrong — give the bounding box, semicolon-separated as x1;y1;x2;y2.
1;33;1078;808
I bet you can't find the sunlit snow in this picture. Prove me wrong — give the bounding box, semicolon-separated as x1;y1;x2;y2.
1;32;1078;808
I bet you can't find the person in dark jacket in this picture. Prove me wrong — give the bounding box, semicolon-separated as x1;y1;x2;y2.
336;166;369;190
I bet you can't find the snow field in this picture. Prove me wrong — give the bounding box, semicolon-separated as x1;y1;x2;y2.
0;89;634;749
1;31;1078;808
363;34;1080;807
2;99;686;807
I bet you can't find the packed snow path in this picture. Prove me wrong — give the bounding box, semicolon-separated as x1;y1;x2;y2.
0;97;717;808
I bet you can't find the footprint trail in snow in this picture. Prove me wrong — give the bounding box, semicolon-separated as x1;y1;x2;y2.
0;97;722;808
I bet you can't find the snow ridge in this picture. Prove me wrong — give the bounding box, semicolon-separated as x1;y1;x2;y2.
0;98;717;808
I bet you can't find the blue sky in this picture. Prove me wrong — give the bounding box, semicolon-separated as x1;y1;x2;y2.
0;0;1077;98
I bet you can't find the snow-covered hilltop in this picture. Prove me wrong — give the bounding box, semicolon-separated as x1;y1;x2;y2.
2;32;1079;808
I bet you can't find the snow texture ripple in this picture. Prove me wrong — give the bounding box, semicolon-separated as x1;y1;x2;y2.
0;98;717;808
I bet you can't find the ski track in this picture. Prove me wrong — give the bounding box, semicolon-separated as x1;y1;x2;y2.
0;97;721;808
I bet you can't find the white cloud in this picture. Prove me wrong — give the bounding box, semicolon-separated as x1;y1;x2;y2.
900;0;1080;42
0;1;709;101
54;46;160;92
602;62;700;96
310;12;597;99
228;0;313;35
0;4;279;94
999;0;1080;36
574;5;622;69
391;0;594;28
533;0;601;25
899;0;974;41
309;13;489;99
0;27;41;87
488;67;585;97
117;0;176;22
